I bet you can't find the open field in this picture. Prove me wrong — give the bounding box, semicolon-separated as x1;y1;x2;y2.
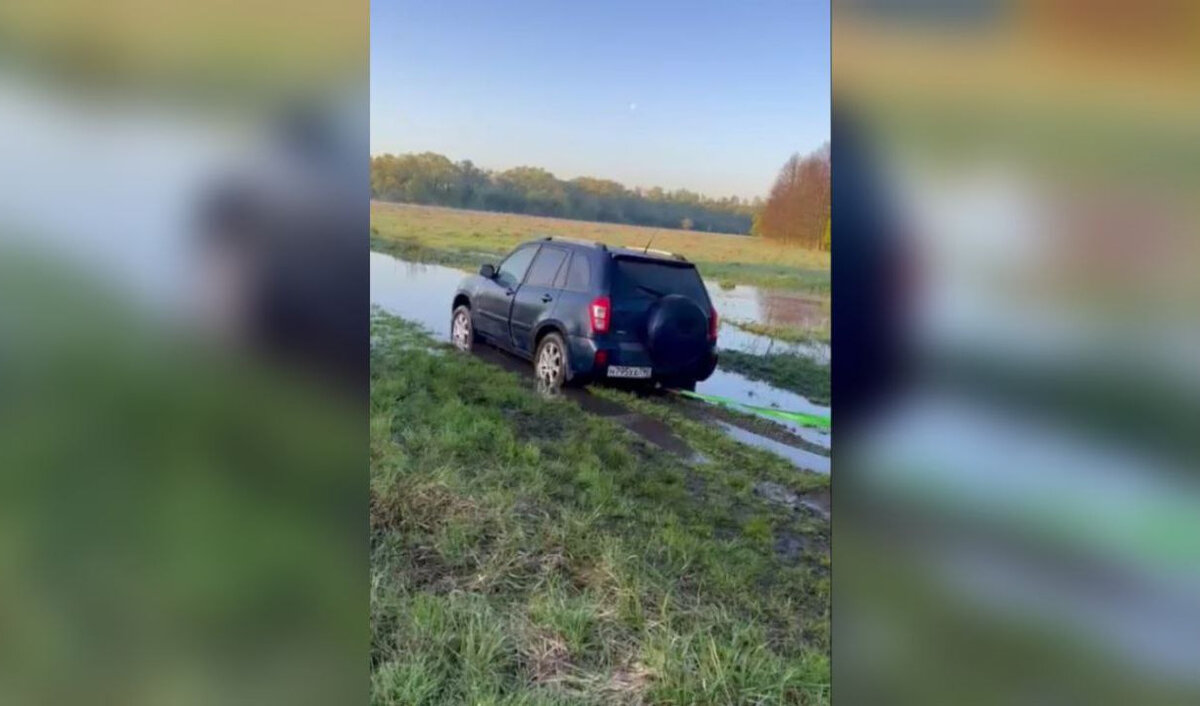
370;312;830;705
371;202;830;293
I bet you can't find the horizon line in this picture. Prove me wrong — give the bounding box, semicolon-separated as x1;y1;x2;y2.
369;148;785;203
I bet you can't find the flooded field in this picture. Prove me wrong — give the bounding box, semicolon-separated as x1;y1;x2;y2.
370;253;465;340
715;324;829;362
370;251;831;466
706;282;830;361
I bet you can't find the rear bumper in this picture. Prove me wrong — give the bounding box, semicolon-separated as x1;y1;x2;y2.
567;335;717;382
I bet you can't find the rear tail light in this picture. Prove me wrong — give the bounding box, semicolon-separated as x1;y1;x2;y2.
590;296;611;334
709;306;719;341
594;350;608;368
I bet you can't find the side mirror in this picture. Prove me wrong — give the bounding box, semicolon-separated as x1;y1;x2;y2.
479;264;496;279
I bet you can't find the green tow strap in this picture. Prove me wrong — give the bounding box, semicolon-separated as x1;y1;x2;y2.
676;389;831;430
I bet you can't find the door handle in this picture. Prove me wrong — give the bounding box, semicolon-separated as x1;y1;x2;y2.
505;289;515;296
540;294;553;303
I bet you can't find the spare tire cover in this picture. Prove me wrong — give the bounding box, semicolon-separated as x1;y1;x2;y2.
645;294;708;366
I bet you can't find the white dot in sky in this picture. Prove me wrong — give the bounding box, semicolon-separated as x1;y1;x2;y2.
629;103;637;112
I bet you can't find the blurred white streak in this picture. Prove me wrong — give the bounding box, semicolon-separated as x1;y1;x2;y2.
0;73;245;316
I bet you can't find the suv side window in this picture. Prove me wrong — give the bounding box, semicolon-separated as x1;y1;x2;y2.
496;245;538;289
558;252;592;292
525;246;568;287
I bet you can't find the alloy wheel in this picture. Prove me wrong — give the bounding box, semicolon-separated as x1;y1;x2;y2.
536;340;563;385
452;310;472;350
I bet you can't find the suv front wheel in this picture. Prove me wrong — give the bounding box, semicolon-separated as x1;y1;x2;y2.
451;305;475;352
534;332;569;388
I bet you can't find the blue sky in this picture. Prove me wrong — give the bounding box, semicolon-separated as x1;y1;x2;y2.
371;0;829;200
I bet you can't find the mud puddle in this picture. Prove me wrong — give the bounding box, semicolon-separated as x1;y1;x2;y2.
715;421;829;474
695;368;831;449
754;481;830;521
468;345;705;464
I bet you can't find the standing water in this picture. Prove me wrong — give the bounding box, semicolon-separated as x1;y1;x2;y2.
707;281;830;361
370;252;466;338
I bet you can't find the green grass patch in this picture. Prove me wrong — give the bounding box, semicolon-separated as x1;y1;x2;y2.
371;312;829;705
717;351;831;407
696;261;830;295
725;320;830;346
370;231;498;272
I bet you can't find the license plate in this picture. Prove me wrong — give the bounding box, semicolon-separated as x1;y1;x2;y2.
607;365;652;379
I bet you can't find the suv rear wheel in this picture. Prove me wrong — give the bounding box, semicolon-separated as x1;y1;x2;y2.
534;332;568;388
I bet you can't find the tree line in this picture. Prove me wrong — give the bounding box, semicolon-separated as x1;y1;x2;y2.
371;147;831;248
754;142;831;251
370;152;758;234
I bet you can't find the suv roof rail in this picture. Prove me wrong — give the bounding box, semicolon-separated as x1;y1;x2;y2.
542;235;607;250
643;247;688;262
608;245;690;262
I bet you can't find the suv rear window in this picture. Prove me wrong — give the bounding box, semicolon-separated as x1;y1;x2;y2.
611;258;709;305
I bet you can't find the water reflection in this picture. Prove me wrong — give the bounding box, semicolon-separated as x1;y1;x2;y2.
697;368;831;448
716;421;830;474
707;280;830;361
706;280;829;330
717;322;830;361
369;251;463;338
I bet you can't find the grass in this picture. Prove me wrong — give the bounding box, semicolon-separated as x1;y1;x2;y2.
371;201;830;293
370;231;488;272
371;311;830;705
725;320;831;346
701;262;830;295
717;351;831;407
